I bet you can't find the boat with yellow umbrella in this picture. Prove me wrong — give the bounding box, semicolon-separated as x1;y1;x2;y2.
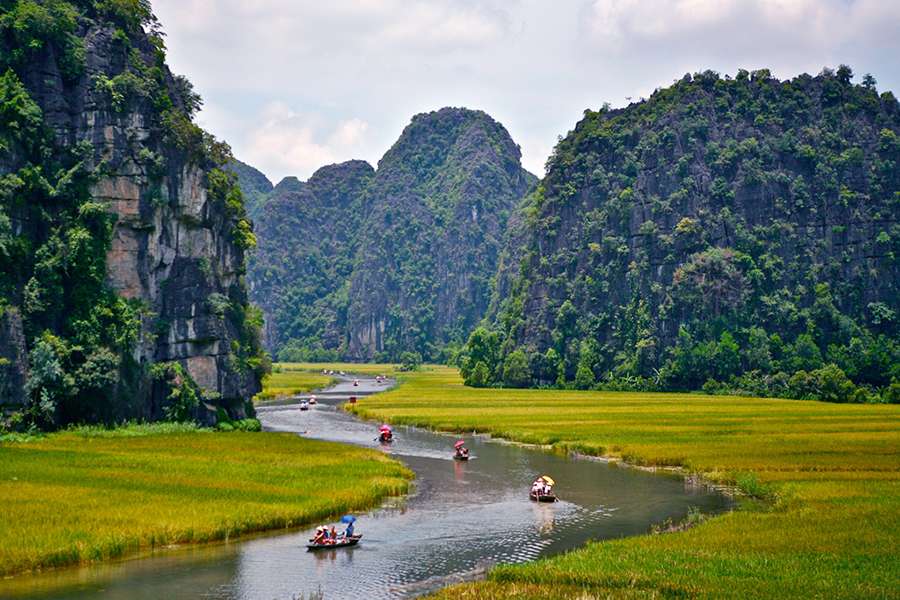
529;475;558;502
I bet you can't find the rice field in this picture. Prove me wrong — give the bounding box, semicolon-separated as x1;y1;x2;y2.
341;365;900;599
0;423;412;577
253;367;335;401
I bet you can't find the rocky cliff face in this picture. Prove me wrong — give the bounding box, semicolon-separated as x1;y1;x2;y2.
245;108;536;361
474;68;899;391
0;3;262;424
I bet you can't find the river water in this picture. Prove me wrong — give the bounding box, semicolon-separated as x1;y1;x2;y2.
3;378;731;599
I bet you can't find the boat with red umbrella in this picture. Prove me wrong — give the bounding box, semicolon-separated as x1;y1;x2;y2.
378;424;393;443
453;439;469;460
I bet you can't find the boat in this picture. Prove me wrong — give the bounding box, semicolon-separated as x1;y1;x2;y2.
453;440;469;460
306;534;362;550
530;474;558;502
529;492;558;502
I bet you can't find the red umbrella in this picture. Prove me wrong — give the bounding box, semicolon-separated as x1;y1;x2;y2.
454;440;466;448
380;425;392;432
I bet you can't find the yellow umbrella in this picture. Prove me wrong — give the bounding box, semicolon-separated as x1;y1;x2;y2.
539;475;555;486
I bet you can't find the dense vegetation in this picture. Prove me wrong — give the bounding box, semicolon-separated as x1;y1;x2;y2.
227;158;273;217
248;161;374;359
0;423;411;577
0;0;266;429
246;108;536;363
344;365;900;599
461;67;899;403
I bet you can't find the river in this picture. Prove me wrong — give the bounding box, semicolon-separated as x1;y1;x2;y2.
4;377;731;599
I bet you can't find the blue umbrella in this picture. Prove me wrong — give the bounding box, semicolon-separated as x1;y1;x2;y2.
340;515;357;524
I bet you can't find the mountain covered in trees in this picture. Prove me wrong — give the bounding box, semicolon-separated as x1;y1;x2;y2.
227;158;273;218
247;108;536;362
461;67;899;402
0;0;266;427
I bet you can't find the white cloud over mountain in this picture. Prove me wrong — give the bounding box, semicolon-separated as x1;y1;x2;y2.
155;0;900;182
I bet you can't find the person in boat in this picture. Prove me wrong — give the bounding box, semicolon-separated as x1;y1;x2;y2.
531;480;542;496
329;525;337;544
455;445;469;459
343;520;354;539
312;526;327;545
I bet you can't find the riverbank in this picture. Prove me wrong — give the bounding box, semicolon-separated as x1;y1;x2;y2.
0;423;412;577
341;365;900;599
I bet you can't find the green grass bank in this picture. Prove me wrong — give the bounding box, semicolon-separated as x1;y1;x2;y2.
338;365;900;599
0;423;411;577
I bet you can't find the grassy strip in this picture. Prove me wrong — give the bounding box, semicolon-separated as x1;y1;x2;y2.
342;365;900;599
0;423;412;577
254;368;335;401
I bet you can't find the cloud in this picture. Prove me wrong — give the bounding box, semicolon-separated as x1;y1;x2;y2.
239;102;373;182
154;0;900;183
583;0;900;54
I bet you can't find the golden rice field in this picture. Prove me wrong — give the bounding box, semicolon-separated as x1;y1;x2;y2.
0;424;411;577
338;365;900;599
253;367;335;401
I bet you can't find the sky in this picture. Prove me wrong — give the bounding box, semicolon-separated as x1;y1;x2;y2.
153;0;900;184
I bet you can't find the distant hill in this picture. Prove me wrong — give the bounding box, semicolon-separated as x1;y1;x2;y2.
248;160;374;354
464;67;899;400
226;159;273;217
245;107;536;361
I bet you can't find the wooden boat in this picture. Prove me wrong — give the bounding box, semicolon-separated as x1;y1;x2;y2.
529;492;558;503
306;534;362;550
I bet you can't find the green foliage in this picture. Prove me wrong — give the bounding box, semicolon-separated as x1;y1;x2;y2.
149;361;200;423
247;108;535;363
467;361;490;388
397;351;422;372
501;348;531;388
0;0;267;430
466;67;900;403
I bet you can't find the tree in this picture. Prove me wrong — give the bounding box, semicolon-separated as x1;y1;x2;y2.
746;327;772;371
398;351;422;372
714;331;741;380
467;361;490;388
502;349;531;388
461;327;500;385
574;363;595;390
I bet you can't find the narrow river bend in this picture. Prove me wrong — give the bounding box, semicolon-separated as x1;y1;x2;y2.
5;377;731;599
